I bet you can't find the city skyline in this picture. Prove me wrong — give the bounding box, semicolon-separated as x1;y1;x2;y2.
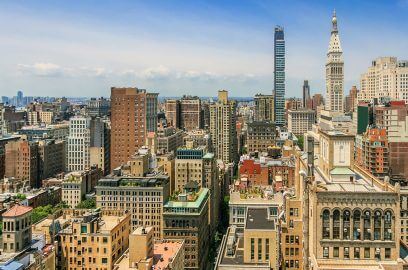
1;0;407;98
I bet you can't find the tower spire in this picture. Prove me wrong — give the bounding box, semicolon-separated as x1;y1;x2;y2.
332;9;338;33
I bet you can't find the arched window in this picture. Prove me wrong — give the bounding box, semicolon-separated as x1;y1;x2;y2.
333;210;340;239
353;210;361;240
322;210;330;239
384;211;392;240
374;210;381;240
364;210;371;240
343;210;351;240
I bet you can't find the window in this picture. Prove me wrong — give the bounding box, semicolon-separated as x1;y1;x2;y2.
385;248;391;259
344;247;349;259
375;248;381;260
322;210;330;239
101;258;108;264
384;211;392;240
333;210;340;239
364;211;371;240
265;239;269;260
258;239;262;260
343;210;350;240
353;210;361;240
250;238;254;260
374;210;381;240
354;247;360;259
364;247;370;259
333;247;339;258
323;247;329;258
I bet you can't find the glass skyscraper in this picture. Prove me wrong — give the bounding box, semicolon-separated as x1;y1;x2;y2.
274;26;285;126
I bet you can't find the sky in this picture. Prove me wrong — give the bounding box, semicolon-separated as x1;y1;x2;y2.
0;0;407;98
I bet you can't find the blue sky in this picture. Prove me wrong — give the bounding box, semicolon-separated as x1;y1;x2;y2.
0;0;407;98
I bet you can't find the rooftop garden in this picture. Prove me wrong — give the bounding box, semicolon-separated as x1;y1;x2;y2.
239;186;266;199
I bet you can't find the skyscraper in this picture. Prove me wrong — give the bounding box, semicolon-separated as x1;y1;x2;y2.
110;87;158;170
274;26;285;125
302;80;310;108
209;90;237;164
325;10;344;112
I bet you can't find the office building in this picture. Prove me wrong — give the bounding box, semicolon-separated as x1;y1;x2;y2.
246;121;275;153
165;96;202;131
165;99;180;128
345;86;359;112
174;145;206;191
274;26;286;125
156;125;184;154
209;90;238;164
0;135;20;179
96;173;170;238
59;209;131;270
288;109;316;136
86;97;110;117
18;122;69;141
163;185;210;270
5;138;39;188
37;139;65;181
67;116;109;172
62;167;103;208
303;80;311;108
325;11;344;112
254;94;274;122
110;87;158;171
359;57;408;103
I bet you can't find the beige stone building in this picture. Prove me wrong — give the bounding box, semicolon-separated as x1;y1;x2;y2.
114;227;184;270
96;174;170;238
215;208;280;270
325;11;344;112
2;205;32;253
287;109;315;136
62;167;103;208
300;129;404;269
359;57;408;103
209;90;238;164
156;153;175;194
59;209;131;270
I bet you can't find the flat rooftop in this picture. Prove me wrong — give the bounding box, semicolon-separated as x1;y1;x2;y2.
115;240;183;270
245;208;276;230
216;227;270;268
229;187;283;205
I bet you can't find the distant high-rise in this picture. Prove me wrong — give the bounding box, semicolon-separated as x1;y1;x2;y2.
110;87;158;170
254;94;274;122
274;26;285;125
325;10;344;112
17;91;23;107
209;90;237;164
302;80;310;108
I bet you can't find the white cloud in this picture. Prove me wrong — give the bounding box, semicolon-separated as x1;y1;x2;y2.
17;63;64;77
139;65;171;80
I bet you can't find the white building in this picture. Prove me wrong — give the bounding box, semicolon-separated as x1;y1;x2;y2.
358;57;408;103
67;116;108;172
